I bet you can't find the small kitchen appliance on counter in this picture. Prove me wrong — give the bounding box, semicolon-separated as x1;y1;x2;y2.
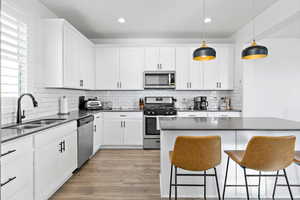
143;96;177;149
194;96;208;110
79;96;103;110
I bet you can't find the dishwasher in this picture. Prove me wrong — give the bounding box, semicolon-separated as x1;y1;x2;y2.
77;115;94;168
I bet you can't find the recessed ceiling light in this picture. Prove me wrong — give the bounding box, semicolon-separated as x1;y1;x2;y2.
204;17;212;24
118;17;126;24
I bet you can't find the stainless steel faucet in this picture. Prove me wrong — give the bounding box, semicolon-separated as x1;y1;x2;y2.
16;93;38;124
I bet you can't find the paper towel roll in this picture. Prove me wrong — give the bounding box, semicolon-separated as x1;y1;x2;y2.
59;96;69;114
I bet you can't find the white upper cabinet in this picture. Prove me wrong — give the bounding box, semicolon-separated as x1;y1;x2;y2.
43;19;95;89
95;47;144;90
119;47;144;90
63;23;80;88
202;46;234;90
176;45;233;90
95;47;120;90
175;47;203;90
145;47;175;71
79;37;95;90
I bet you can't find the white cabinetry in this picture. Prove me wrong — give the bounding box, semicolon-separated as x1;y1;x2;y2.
175;47;203;90
176;45;233;90
102;112;143;147
95;47;144;90
93;113;103;154
202;46;234;90
1;136;33;200
145;47;175;70
43;19;95;89
34;121;77;200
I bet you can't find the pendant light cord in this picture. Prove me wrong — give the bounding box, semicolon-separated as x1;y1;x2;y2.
252;0;255;42
202;0;205;44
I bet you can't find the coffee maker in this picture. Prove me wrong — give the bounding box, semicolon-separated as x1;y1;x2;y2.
194;96;208;110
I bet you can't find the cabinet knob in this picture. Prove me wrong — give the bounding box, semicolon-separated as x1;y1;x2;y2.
1;149;16;157
1;176;16;187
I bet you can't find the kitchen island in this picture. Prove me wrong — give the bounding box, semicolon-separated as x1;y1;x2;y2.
159;117;300;199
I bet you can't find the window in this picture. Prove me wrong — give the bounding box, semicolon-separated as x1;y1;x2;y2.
1;11;27;97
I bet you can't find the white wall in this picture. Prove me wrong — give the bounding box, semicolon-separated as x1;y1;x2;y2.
1;0;87;124
242;38;300;121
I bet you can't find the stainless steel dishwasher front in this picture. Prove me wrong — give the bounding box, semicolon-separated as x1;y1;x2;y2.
77;115;94;168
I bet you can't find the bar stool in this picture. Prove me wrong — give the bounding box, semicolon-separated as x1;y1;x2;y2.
295;151;300;166
222;136;296;200
169;136;221;200
273;151;300;199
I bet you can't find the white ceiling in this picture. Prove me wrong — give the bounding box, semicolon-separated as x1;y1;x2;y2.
39;0;278;39
268;13;300;38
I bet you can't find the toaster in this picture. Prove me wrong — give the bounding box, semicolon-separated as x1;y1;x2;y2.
85;100;103;110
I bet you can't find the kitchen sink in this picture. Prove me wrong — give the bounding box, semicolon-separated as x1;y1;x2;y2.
3;118;66;130
28;118;66;125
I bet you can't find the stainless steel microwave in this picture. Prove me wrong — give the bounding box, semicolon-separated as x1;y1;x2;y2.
144;71;176;89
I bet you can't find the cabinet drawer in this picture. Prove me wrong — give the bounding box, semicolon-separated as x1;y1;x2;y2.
35;121;77;148
103;112;142;119
1;147;33;200
1;136;33;164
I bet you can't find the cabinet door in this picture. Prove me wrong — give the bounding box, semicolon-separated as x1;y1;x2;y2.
159;47;175;70
123;119;143;146
202;48;220;90
63;24;80;88
103;119;124;145
175;47;190;90
95;47;119;90
79;38;95;90
190;48;204;89
119;47;144;90
60;131;77;177
93;114;103;153
145;47;159;70
218;46;233;90
35;139;61;200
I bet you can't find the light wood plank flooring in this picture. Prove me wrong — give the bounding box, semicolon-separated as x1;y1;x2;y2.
50;150;161;200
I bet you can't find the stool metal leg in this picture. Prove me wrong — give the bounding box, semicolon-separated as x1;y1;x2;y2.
222;156;230;200
258;171;261;199
214;167;221;200
175;167;178;200
243;167;250;200
283;169;294;200
169;164;173;200
272;170;279;199
204;170;207;200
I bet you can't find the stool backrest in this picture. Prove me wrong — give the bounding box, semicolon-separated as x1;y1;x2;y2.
171;136;221;171
241;136;296;171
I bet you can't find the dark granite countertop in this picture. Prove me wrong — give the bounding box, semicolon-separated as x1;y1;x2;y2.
1;108;142;143
176;108;242;112
159;117;300;131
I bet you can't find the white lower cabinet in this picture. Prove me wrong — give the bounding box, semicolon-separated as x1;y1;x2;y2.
34;121;77;200
1;136;34;200
102;112;143;147
93;113;103;154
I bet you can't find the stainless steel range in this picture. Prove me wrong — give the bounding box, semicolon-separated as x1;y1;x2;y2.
143;97;177;149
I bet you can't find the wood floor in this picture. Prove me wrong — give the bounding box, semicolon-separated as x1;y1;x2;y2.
50;149;161;200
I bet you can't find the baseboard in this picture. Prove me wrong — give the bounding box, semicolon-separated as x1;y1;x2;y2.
100;145;143;149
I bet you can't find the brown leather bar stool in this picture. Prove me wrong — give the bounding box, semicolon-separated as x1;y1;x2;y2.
222;136;296;200
169;136;221;200
273;151;300;199
295;151;300;166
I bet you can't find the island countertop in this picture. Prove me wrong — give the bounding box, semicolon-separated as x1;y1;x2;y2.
159;117;300;131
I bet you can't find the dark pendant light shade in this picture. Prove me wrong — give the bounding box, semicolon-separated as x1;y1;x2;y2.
242;40;268;60
193;41;216;61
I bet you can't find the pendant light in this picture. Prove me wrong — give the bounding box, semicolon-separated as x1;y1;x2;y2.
193;0;216;61
242;0;268;60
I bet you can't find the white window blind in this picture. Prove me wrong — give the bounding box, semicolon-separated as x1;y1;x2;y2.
1;11;27;97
